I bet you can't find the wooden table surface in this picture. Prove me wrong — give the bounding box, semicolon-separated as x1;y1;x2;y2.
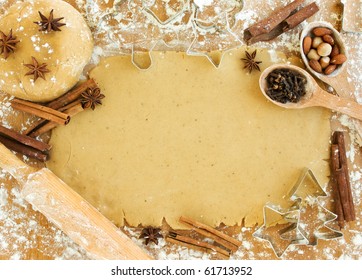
1;0;362;260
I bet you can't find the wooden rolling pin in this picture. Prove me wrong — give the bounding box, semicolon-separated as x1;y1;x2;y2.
0;142;152;260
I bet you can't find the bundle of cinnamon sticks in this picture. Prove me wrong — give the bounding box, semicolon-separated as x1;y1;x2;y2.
166;216;241;259
331;131;355;228
0;79;99;161
22;79;98;137
244;0;319;44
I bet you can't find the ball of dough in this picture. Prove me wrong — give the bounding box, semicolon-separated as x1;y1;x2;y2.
0;0;93;102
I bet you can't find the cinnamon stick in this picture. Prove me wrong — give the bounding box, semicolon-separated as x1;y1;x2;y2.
331;144;345;227
179;216;241;249
11;98;70;125
167;231;230;258
0;125;51;152
244;0;305;42
165;237;228;259
282;2;319;30
332;132;355;222
29;103;84;137
0;135;48;162
24;79;96;135
47;79;97;110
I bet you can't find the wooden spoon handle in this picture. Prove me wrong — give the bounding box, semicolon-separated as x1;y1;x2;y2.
311;90;362;121
0;143;152;260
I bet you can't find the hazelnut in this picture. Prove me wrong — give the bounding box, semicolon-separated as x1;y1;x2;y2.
320;56;330;69
317;42;332;56
307;49;320;61
312;36;323;48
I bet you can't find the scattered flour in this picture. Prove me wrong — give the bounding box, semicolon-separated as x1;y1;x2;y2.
1;0;362;260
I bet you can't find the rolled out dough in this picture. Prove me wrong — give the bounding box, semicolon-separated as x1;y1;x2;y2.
47;48;331;228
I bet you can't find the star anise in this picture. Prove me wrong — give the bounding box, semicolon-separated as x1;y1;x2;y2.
241;50;262;73
139;227;163;245
34;9;66;32
81;87;105;110
24;56;51;81
0;29;20;59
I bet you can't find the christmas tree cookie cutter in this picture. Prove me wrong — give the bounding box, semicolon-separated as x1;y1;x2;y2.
254;168;343;257
287;168;343;245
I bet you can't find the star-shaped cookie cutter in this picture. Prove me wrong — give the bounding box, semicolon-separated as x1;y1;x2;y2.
253;203;307;257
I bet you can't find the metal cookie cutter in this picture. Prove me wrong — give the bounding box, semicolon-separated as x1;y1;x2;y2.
287;168;343;245
254;168;343;257
142;0;187;25
187;14;242;68
253;203;306;257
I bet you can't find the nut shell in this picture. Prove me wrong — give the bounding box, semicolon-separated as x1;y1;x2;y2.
312;27;332;37
309;59;323;73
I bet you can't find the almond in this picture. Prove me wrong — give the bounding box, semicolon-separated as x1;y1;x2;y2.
330;54;347;65
309;59;323;73
330;44;340;57
303;36;312;54
322;34;334;45
312;27;332;37
324;64;337;75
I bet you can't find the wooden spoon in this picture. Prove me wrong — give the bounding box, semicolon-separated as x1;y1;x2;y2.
259;64;362;121
300;21;354;98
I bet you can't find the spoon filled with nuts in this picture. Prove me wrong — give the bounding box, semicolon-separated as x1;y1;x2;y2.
300;21;354;98
259;64;362;121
